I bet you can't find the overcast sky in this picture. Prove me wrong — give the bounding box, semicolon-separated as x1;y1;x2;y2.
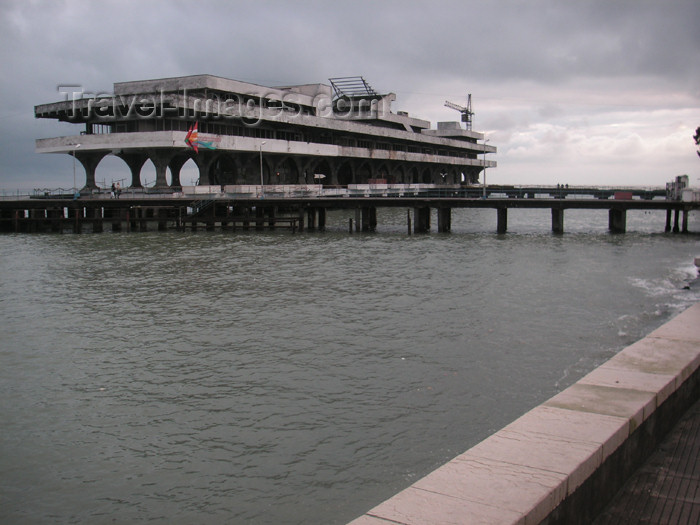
1;0;699;190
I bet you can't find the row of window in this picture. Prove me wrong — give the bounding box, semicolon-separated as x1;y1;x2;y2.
86;119;477;159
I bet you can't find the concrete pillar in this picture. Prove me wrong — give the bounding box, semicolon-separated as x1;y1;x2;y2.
297;207;305;232
673;209;680;233
140;208;149;232
413;207;430;233
307;209;317;230
551;208;564;234
367;207;377;231
682;209;689;233
69;205;83;233
355;208;361;232
91;207;103;233
47;207;62;232
107;208;122;232
665;209;672;232
497;207;508;234
148;150;176;190
168;155;190;189
117;152;148;188
74;151;108;192
359;207;377;232
158;208;168;231
609;208;626;233
192;151;218;186
437;208;452;232
318;208;326;231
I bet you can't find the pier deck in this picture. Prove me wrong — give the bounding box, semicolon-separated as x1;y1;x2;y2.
1;190;697;235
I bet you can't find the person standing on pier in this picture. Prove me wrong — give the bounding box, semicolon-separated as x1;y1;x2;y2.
115;182;121;199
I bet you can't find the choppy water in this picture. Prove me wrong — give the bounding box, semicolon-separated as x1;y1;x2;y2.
1;207;699;524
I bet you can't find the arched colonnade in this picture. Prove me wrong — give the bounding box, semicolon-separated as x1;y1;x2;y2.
71;149;480;190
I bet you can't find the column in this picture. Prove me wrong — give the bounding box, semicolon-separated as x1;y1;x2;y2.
673;209;680;233
74;152;108;192
551;208;564;234
148;150;176;190
609;208;627;233
437;208;452;233
413;207;430;233
497;207;508;234
117;152;148;188
168;155;190;189
91;206;103;233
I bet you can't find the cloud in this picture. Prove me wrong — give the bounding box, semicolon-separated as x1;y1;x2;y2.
1;0;699;190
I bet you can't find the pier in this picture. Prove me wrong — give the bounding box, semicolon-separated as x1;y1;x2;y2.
0;185;697;234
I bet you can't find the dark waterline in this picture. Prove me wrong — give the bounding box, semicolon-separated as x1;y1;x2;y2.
1;208;699;524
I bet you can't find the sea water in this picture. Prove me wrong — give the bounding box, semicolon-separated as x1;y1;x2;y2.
1;207;699;524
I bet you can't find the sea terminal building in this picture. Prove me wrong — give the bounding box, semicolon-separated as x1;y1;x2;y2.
34;75;496;192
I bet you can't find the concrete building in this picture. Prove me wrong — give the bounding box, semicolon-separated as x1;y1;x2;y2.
35;75;496;192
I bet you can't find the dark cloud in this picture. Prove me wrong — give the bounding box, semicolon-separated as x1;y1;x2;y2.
1;0;698;189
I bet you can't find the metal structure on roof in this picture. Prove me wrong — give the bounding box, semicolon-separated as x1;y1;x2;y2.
444;94;474;130
328;76;379;100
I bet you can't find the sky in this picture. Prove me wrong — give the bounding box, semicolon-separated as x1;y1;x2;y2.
1;0;699;191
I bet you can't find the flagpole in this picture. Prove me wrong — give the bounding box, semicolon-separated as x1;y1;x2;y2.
259;141;266;198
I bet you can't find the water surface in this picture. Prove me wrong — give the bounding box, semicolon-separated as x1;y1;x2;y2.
1;208;699;523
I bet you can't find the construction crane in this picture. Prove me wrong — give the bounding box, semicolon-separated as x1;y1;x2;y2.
444;94;473;130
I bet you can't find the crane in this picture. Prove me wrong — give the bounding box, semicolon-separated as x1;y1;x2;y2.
444;94;473;130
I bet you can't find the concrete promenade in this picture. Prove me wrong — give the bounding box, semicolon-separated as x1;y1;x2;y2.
348;302;700;524
593;396;699;523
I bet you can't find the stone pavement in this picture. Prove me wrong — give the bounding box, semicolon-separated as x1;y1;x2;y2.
593;397;700;524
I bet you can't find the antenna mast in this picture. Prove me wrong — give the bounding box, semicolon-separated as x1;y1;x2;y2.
444;94;473;130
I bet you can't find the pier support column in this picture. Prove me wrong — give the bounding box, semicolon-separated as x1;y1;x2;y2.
551;208;564;234
318;208;326;231
609;208;627;233
437;208;452;232
91;207;103;233
413;207;430;233
297;208;305;232
665;209;672;232
69;205;83;233
307;209;317;230
682;209;689;233
673;209;680;233
48;207;62;232
355;208;361;232
361;207;376;232
497;207;508;234
158;208;168;231
29;209;44;233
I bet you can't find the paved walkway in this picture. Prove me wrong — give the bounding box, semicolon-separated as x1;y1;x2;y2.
593;397;700;524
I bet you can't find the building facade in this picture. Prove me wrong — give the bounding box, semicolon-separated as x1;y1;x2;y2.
35;75;496;191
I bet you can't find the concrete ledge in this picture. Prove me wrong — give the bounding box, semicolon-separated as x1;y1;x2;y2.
348;302;700;525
